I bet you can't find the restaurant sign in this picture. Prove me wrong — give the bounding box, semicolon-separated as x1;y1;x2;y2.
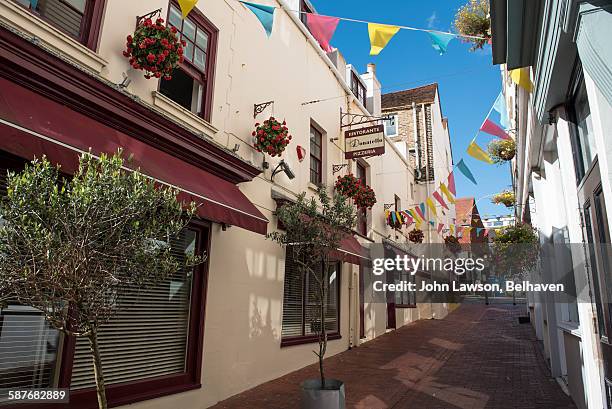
344;125;385;160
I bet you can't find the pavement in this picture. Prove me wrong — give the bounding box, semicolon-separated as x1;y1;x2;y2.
210;303;577;409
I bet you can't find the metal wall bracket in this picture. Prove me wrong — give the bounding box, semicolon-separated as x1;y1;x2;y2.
332;164;348;174
136;9;162;26
384;204;394;210
254;101;274;118
340;108;393;129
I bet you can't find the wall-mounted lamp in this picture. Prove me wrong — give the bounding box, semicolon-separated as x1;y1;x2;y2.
271;160;295;181
232;143;240;153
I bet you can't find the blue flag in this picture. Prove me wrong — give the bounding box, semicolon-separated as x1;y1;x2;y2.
428;32;455;55
456;159;477;185
476;228;483;236
241;1;275;37
492;92;510;129
419;202;426;217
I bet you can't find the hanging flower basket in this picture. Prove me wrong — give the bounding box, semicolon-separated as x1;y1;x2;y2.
409;229;424;243
488;139;516;163
123;17;185;80
453;0;491;51
354;184;377;210
252;117;292;157
386;212;403;229
492;190;515;207
444;235;461;254
335;174;361;198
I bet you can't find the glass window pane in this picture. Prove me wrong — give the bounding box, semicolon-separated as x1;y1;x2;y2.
169;6;182;29
34;0;85;38
196;30;208;49
573;81;596;176
183;39;195;62
182;19;196;41
65;0;86;12
194;48;206;72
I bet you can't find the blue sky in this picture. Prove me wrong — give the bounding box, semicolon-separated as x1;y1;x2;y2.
311;0;512;218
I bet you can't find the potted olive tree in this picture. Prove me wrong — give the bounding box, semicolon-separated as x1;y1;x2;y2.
268;186;355;409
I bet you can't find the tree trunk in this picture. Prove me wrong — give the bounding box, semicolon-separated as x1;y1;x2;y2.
88;328;108;409
319;262;328;390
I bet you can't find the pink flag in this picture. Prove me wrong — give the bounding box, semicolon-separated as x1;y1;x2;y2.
447;172;456;195
437;223;444;234
414;205;425;220
306;14;340;53
432;191;449;210
480;118;510;140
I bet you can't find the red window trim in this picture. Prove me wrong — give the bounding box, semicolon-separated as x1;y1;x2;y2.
280;259;342;348
10;0;106;51
8;220;212;409
162;0;218;122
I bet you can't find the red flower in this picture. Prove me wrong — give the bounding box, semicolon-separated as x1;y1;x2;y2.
156;18;164;24
252;131;256;136
171;26;178;34
126;35;133;42
146;53;156;62
122;50;130;57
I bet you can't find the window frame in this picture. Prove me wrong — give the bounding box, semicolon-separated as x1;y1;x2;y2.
384;114;398;137
309;124;323;185
161;0;218;122
53;220;211;408
299;0;313;29
350;72;366;108
395;270;416;308
11;0;106;51
280;255;342;348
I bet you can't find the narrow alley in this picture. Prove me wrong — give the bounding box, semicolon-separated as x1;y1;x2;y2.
212;304;576;409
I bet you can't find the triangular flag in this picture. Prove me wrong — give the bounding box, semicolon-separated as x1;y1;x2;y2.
306;14;340;53
480;118;510;140
396;211;403;224
437;223;444;234
415;219;422;230
429;221;435;227
464;226;472;235
368;23;400;56
510;67;533;93
447;171;456;195
428;32;455;55
476;227;483;236
401;211;414;225
450;224;455;235
492;92;510;129
439;183;456;204
407;209;418;222
432;191;449;210
467;139;494;164
391;211;397;224
415;205;425;220
241;1;275;37
178;0;198;18
426;197;437;217
419;203;426;218
456;159;478;185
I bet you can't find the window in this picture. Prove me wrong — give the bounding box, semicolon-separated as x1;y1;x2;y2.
395;270;416;307
356;162;367;236
351;72;366;107
384;114;398;137
299;0;313;29
160;2;217;121
569;75;596;183
310;125;323;185
12;0;104;50
281;248;341;347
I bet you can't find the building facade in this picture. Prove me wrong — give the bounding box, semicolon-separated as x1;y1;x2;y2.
0;0;456;408
492;1;612;408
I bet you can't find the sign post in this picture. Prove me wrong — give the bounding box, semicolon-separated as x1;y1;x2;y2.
344;125;385;160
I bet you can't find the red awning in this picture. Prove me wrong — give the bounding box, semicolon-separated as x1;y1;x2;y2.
334;235;371;265
0;78;267;235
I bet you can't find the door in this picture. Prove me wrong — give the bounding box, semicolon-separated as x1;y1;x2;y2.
579;160;612;407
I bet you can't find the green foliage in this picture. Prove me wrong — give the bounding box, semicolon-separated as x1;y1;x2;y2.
453;0;491;51
488;139;516;163
492;223;539;277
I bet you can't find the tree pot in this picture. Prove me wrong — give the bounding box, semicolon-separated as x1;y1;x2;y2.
301;379;345;409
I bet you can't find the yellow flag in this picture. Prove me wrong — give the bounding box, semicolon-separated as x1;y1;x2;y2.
415;219;422;230
509;67;533;93
178;0;198;18
439;183;456;204
368;23;400;55
426;197;437;217
450;224;455;235
408;208;421;222
463;226;472;235
467;139;494;164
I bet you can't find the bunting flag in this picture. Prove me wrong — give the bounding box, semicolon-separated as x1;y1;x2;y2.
510;67;533;93
432;191;449;210
467;139;494;164
178;0;198;18
492;92;510;130
449;224;455;235
439;183;456;204
368;23;400;55
480;118;510;140
402;211;414;225
464;226;472;235
447;171;456;195
429;221;436;227
437;223;444;234
456;159;478;185
428;32;455;55
426;197;437;217
414;205;425;220
306;14;340;53
415;219;422;230
408;208;421;222
241;1;275;37
476;227;484;236
419;202;426;217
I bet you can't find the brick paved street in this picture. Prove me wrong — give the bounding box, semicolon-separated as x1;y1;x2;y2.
211;304;576;409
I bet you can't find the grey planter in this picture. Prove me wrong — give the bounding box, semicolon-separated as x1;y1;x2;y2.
301;379;345;409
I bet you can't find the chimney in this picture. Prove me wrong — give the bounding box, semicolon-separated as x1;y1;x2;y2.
361;63;381;115
367;63;376;75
